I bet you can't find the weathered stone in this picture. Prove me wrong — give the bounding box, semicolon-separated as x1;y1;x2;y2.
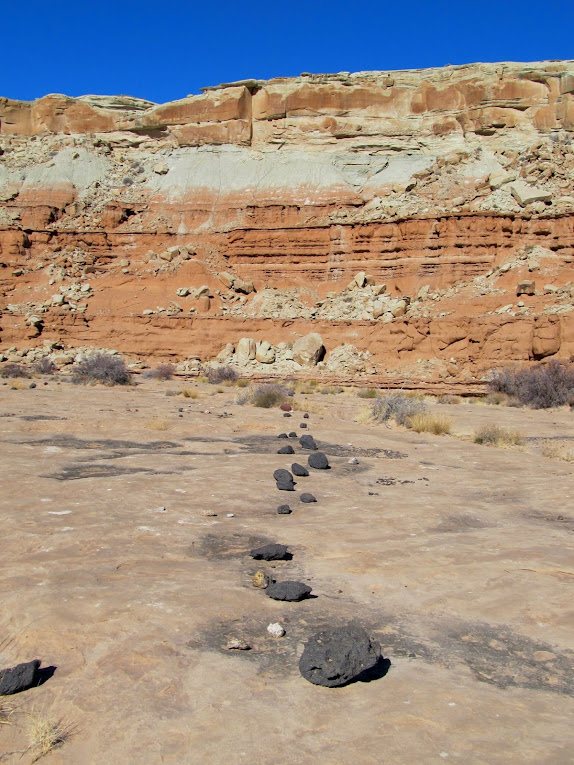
278;445;295;455
266;581;312;601
236;337;256;364
299;626;382;687
354;271;367;288
308;452;329;470
252;570;271;588
291;462;309;477
292;333;325;367
0;660;40;695
517;280;536;296
277;504;292;514
510;181;552;207
300;493;317;503
250;543;289;561
299;435;318;450
218;271;234;289
255;340;275;364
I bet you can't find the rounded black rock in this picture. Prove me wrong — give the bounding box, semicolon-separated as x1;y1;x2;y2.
303;413;310;419
273;468;293;483
299;423;308;429
277;445;295;455
299;626;382;687
300;493;317;503
291;463;309;477
266;581;312;601
299;435;317;450
308;452;329;470
277;433;289;439
288;431;298;438
0;660;41;695
276;479;295;492
283;413;292;418
250;543;290;561
277;504;292;515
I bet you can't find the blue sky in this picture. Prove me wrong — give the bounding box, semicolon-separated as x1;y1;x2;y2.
1;0;572;104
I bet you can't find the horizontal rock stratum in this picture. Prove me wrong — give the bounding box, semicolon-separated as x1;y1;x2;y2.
1;61;574;384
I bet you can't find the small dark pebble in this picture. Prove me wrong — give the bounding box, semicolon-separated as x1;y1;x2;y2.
178;407;184;412
29;383;36;389
303;413;310;419
299;423;308;429
308;452;329;470
288;431;298;438
277;505;292;515
277;433;288;439
291;463;309;477
278;445;295;455
250;543;290;561
300;493;316;503
283;413;292;418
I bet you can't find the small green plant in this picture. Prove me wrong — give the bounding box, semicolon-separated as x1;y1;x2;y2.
357;388;378;399
474;424;523;447
71;353;132;385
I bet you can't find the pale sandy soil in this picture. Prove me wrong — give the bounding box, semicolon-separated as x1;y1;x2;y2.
0;379;573;764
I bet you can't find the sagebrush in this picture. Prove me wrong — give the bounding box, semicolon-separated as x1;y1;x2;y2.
489;359;574;408
144;363;176;380
371;391;427;426
71;354;132;385
206;365;238;384
0;363;30;379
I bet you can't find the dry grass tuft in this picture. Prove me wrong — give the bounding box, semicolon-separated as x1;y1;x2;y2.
27;709;73;762
357;388;378;399
355;406;373;425
540;440;574;462
474;424;524;447
145;417;170;431
235;378;250;388
180;388;199;399
0;699;15;726
8;380;28;390
407;412;453;434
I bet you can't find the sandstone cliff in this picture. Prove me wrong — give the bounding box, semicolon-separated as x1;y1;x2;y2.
1;61;574;383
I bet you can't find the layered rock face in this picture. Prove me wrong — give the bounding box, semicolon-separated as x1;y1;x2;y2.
1;61;574;382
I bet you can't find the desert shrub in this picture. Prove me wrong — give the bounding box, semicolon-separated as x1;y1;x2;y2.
236;378;250;388
371;391;427;426
436;394;461;405
145;417;170;430
320;386;343;395
181;387;199;399
145;363;176;380
32;357;57;375
407;412;452;435
489;359;574;409
483;392;509;406
474;424;523;447
71;353;132;385
206;365;238;385
540;439;574;462
252;383;289;408
0;362;30;378
357;388;378;399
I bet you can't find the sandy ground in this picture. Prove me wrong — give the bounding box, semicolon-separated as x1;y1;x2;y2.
0;379;573;764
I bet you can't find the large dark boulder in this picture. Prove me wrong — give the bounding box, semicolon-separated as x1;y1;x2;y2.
291;463;309;477
299;435;318;450
299;626;382;687
308;452;329;470
266;581;312;601
273;469;293;483
278;445;295;455
250;543;290;561
0;660;40;695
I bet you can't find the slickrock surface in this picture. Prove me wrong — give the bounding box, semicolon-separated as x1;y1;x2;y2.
1;61;574;384
0;381;573;762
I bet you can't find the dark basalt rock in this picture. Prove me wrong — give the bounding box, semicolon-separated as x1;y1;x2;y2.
276;480;295;491
300;493;317;503
277;433;288;439
277;504;292;514
299;626;382;687
283;413;292;418
278;445;295;455
288;431;298;438
291;463;309;477
250;543;290;561
266;581;312;601
273;469;293;483
0;660;40;695
299;435;317;450
308;452;329;470
303;413;310;419
299;423;308;429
